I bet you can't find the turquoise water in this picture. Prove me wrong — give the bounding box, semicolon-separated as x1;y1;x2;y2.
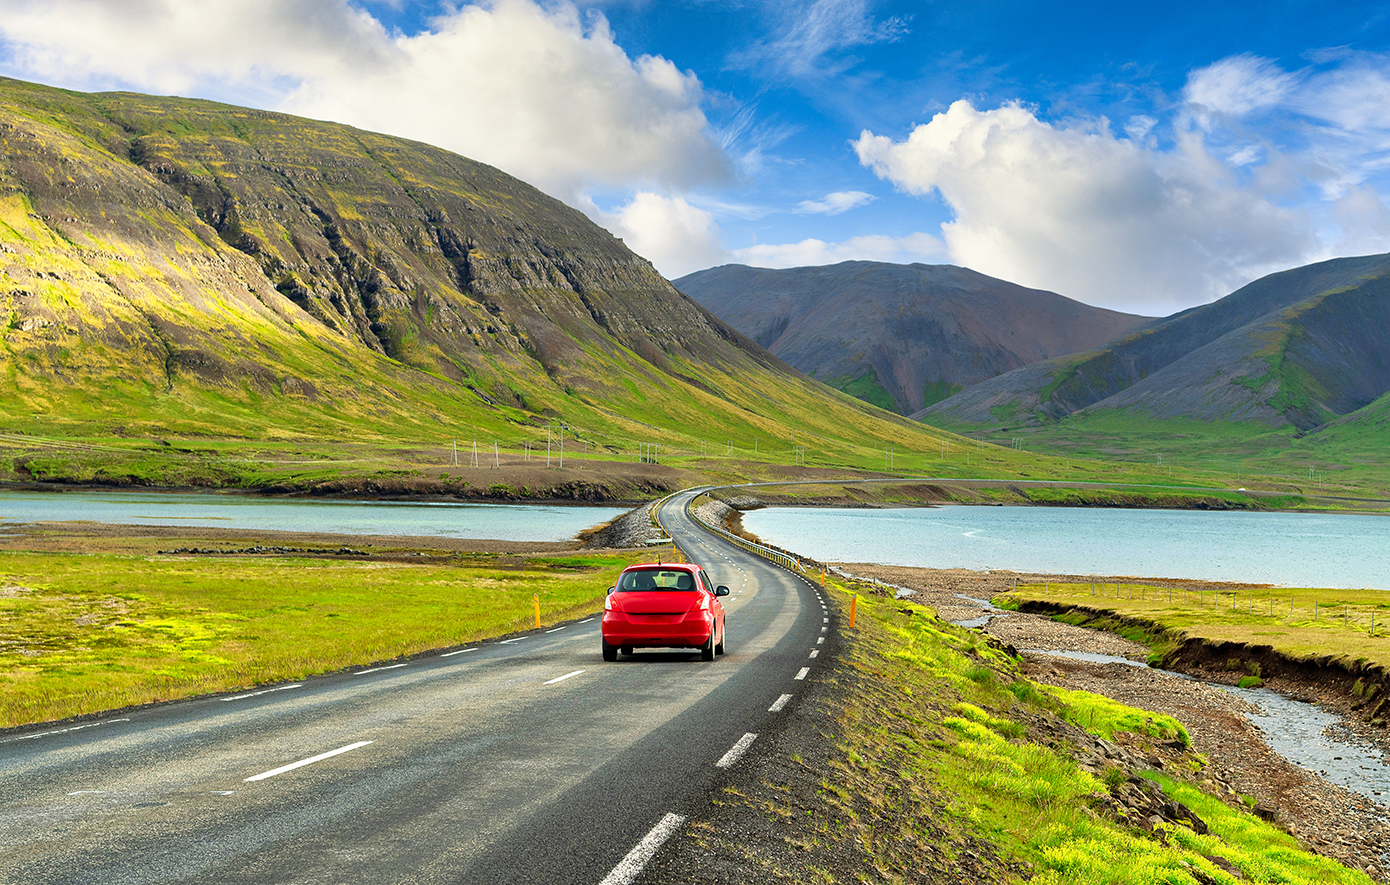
742;505;1390;589
0;490;628;542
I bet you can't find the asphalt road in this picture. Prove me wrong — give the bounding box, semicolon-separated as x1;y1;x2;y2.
0;489;831;884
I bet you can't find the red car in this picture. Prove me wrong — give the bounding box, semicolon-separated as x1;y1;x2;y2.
601;562;730;661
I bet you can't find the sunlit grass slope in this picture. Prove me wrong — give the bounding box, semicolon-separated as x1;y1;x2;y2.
0;76;1010;486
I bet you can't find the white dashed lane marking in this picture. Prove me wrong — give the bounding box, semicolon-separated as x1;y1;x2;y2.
599;813;686;885
543;670;585;685
794;667;810;680
354;664;406;676
715;733;758;769
440;648;478;657
768;693;794;713
244;741;373;783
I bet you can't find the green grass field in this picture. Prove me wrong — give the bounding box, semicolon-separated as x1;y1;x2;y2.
998;579;1390;671
805;577;1372;884
0;548;645;728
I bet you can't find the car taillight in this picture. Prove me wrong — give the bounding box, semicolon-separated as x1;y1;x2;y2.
605;594;617;612
693;594;710;612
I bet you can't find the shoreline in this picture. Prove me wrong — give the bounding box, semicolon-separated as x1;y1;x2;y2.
836;561;1390;881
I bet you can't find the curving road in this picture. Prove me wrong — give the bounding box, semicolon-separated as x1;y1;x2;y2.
0;489;831;884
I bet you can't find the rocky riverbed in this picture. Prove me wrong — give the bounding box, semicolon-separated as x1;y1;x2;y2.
839;562;1390;882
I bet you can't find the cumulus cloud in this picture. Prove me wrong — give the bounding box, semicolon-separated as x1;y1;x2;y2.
599;192;729;279
855;100;1314;313
733;231;944;269
0;0;732;203
795;190;875;215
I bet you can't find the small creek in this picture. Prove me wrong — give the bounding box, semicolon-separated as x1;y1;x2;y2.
1008;643;1390;804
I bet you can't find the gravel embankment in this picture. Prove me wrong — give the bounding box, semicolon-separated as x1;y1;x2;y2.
837;562;1390;882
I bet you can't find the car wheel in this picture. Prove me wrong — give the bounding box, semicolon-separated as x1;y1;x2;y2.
701;632;715;661
602;640;618;662
715;627;725;656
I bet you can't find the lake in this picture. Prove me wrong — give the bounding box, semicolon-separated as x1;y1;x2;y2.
741;505;1390;590
0;489;628;542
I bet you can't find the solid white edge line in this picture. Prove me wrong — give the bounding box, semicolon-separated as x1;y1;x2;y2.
543;669;585;685
598;812;686;885
768;693;794;713
244;740;373;782
794;667;810;681
440;647;478;657
715;732;758;769
354;663;406;675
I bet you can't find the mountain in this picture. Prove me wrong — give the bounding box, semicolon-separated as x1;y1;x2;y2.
0;77;947;474
674;262;1153;415
920;252;1390;436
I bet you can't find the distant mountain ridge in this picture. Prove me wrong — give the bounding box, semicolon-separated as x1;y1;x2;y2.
675;261;1153;415
921;252;1390;434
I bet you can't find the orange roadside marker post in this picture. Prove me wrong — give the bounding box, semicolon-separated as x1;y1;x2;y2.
533;594;541;628
848;594;857;629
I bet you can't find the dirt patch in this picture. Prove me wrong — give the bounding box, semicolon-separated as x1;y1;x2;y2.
837;563;1390;881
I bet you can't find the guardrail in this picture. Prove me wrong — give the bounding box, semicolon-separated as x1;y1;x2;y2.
681;492;807;575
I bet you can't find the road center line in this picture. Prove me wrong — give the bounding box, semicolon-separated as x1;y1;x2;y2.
354;664;406;675
543;669;585;685
768;693;794;713
598;812;686;885
794;667;810;681
222;684;302;701
715;733;758;769
440;647;478;657
244;741;373;782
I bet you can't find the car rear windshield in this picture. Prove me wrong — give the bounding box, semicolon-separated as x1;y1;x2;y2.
616;570;698;592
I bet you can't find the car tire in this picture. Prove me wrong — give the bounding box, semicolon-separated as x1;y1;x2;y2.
602;640;618;662
715;625;725;656
701;632;715;661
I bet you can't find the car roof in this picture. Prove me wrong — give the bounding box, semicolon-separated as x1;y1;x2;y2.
622;562;700;573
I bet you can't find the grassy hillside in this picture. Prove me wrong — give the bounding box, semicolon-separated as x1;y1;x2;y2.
0;77;1000;489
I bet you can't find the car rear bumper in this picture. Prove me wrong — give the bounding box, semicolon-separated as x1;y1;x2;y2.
602;612;714;648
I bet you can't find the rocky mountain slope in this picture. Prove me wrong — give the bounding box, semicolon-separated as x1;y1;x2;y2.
674;261;1152;415
0;77;941;465
919;253;1390;436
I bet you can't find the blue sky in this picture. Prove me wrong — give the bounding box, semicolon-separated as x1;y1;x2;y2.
3;1;1390;315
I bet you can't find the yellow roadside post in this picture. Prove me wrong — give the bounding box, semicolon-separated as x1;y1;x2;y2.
821;570;826;587
533;594;541;628
848;594;858;629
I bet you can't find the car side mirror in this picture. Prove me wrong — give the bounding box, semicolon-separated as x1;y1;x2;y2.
607;586;616;596
715;585;730;597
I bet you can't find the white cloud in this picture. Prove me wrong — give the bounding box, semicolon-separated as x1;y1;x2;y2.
599;192;729;279
795;190;875;215
854;100;1314;313
733;231;944;269
733;0;908;78
1183;54;1299;121
0;0;733;203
